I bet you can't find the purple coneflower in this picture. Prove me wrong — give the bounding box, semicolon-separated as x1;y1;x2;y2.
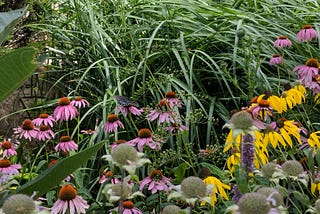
307;76;320;94
13;119;39;141
110;139;128;150
99;171;120;184
32;113;55;127
127;128;161;152
104;114;124;133
273;35;292;48
140;169;172;194
53;97;78;121
55;136;78;153
51;184;89;214
165;123;188;133
0;141;17;158
0;159;21;175
165;91;182;108
37;125;55;141
297;24;318;42
119;201;143;214
293;58;319;86
80;129;96;135
147;99;177;124
71;96;89;108
269;54;283;65
117;105;144;117
250;99;273;122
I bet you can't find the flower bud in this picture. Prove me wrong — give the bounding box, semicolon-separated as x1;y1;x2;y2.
237;192;271;214
257;187;283;207
181;176;206;198
2;194;36;214
281;160;303;176
261;162;277;178
229;111;253;130
162;205;181;214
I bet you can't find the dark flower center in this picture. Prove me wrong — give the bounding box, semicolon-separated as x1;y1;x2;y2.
250;96;258;104
258;99;270;107
115;139;127;145
39;113;49;118
284;82;291;91
58;97;71;105
0;159;11;167
165;91;177;98
138;128;152;138
40;125;51;132
74;96;82;101
58;185;77;201
1;141;12;149
104;171;113;177
278;35;288;39
302;24;313;29
149;169;163;180
21;119;34;130
157;99;170;108
60;136;71;142
305;58;319;68
276;118;287;128
107;114;119;122
272;54;281;58
123;201;134;209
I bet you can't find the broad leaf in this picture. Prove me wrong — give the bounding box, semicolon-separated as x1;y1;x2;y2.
0;47;38;102
14;140;106;198
0;7;27;45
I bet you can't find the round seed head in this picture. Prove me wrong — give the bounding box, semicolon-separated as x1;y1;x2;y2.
281;160;303;176
229;111;254;130
2;194;36;214
257;187;283;207
180;176;206;198
112;183;132;199
162;205;181;214
238;192;271;214
111;144;138;165
261;162;277;178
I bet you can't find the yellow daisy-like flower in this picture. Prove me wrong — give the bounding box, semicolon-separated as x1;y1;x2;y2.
227;152;241;172
311;181;320;196
267;94;287;114
281;84;305;109
201;176;230;206
315;93;320;105
223;130;241;152
307;131;320;154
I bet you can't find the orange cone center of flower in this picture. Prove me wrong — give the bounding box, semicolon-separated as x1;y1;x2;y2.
258;99;270;107
138;128;152;138
165;91;177;98
272;54;281;57
250;96;258;104
0;159;11;167
74;96;83;101
115;139;127;145
123;201;134;209
149;169;163;180
278;35;287;39
48;159;58;167
1;141;12;149
60;136;71;142
58;185;77;201
303;24;313;29
157;99;170;108
21;119;34;130
39;113;49;118
58;97;71;105
305;58;319;68
40;125;51;132
104;171;113;177
107;114;119;122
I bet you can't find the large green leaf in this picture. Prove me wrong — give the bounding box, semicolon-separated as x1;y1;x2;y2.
0;7;27;45
14;140;106;198
0;47;38;102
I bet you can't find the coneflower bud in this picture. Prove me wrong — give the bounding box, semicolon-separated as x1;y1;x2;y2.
111;144;138;165
257;187;283;208
111;183;132;198
2;194;36;214
237;192;271;214
261;162;277;178
162;205;181;214
229;111;254;130
281;160;304;176
180;176;206;198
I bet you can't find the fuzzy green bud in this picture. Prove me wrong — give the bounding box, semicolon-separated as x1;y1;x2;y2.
238;192;271;214
111;144;138;165
315;199;320;213
181;176;206;198
281;160;303;176
162;205;181;214
261;162;277;178
257;187;283;207
229;111;253;130
111;183;132;199
2;194;36;214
